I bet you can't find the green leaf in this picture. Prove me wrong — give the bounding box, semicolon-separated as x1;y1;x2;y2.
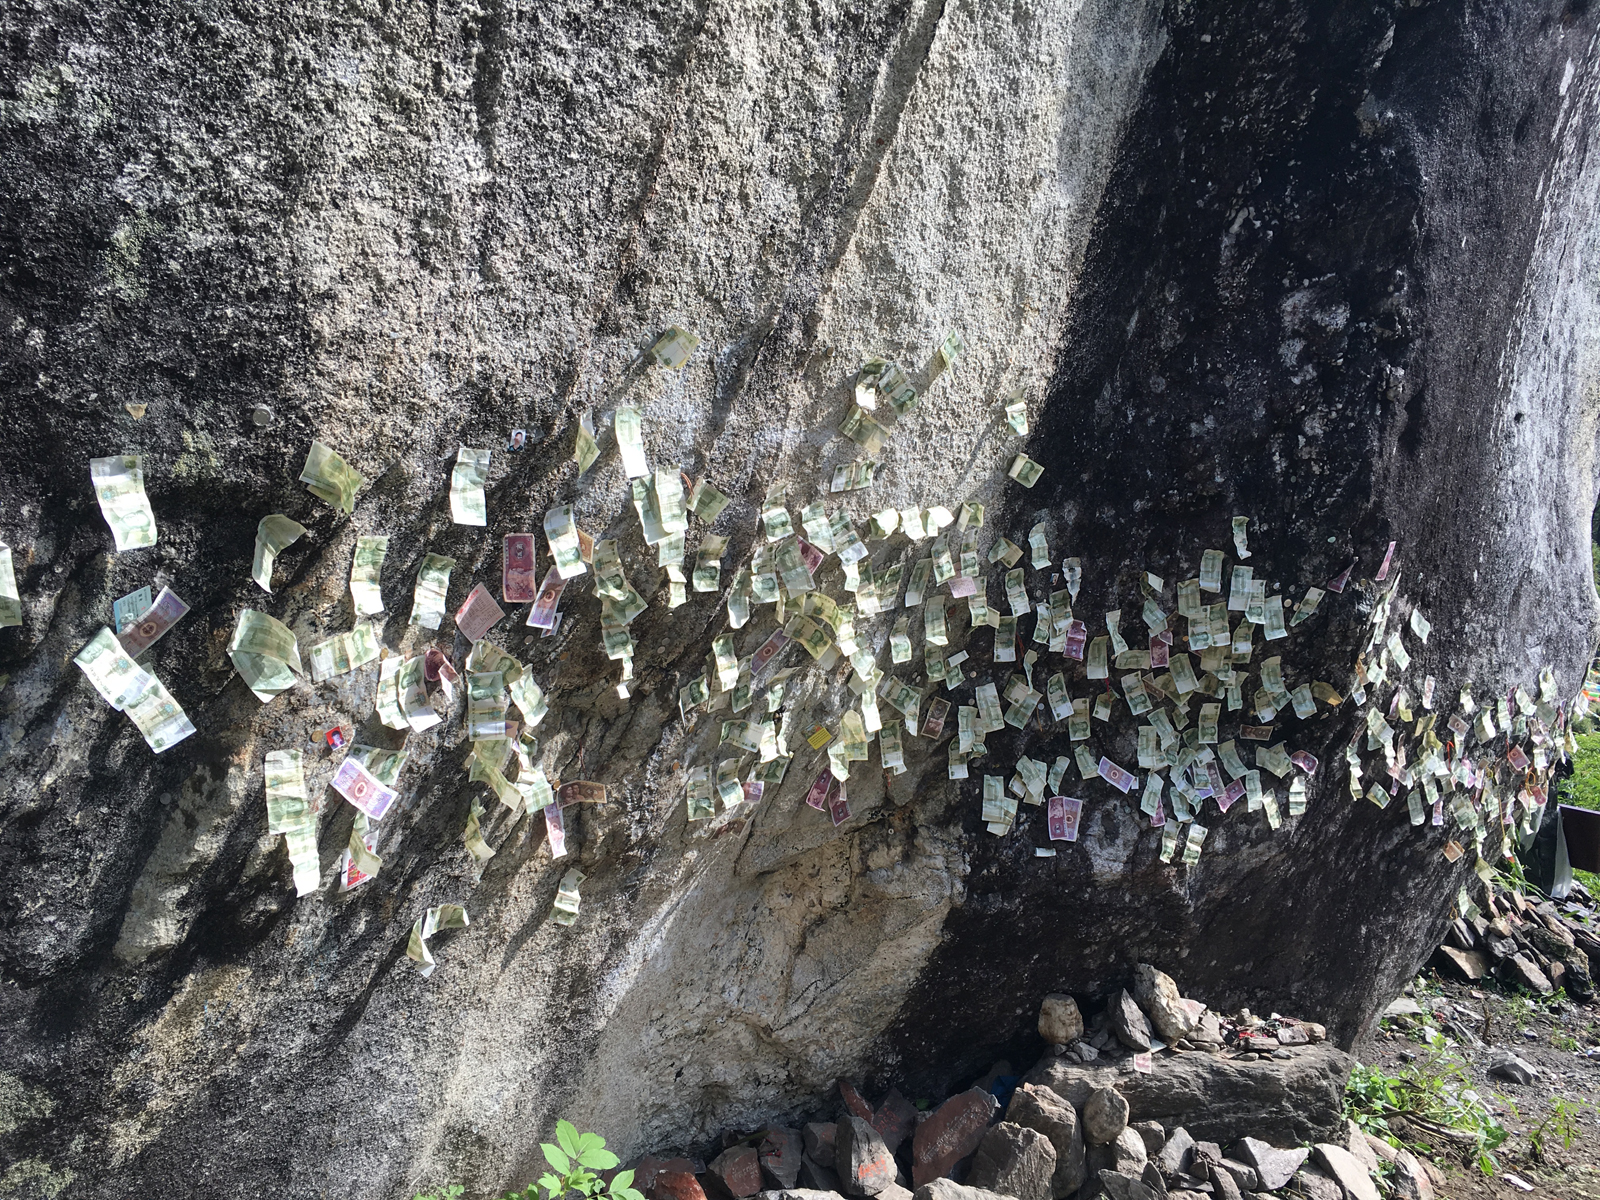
613;1186;645;1200
583;1149;620;1172
543;1143;572;1174
610;1170;636;1194
538;1172;563;1194
557;1120;583;1159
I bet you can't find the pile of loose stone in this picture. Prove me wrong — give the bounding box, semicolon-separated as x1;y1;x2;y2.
628;964;1428;1200
1429;876;1598;1001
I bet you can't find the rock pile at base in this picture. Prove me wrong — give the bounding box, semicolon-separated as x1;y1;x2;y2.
626;964;1392;1200
1427;876;1598;1001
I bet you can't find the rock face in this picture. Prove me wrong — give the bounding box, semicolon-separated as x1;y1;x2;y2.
2;2;1599;1198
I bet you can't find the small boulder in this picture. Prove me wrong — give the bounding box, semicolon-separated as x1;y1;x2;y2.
638;1158;704;1196
1005;1082;1087;1197
1130;1121;1166;1157
1082;1087;1131;1145
1132;964;1197;1041
911;1089;999;1187
1276;1024;1310;1046
1204;1160;1241;1200
1392;1149;1435;1200
1294;1165;1343;1200
710;1146;763;1198
653;1173;709;1200
1139;1163;1168;1200
1039;994;1085;1045
835;1116;896;1196
759;1129;804;1191
878;1186;913;1200
1487;1049;1538;1085
839;1080;875;1121
1155;1128;1195;1177
1111;1127;1148;1174
911;1182;1011;1200
796;1158;839;1192
872;1089;920;1155
1232;1138;1307;1191
1344;1121;1377;1174
803;1125;837;1163
1109;990;1154;1052
1312;1144;1379;1200
1211;1159;1256;1194
1502;954;1553;995
1098;1171;1159;1200
1189;1141;1223;1168
1190;1012;1224;1048
967;1122;1057;1200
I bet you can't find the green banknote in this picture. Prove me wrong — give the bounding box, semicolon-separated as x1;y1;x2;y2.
299;441;363;513
90;455;158;550
349;535;388;615
410;553;456;629
449;447;490;526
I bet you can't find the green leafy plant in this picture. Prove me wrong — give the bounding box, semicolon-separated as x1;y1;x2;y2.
516;1120;643;1200
1528;1096;1590;1161
1553;1030;1579;1051
1345;1052;1509;1175
413;1188;464;1200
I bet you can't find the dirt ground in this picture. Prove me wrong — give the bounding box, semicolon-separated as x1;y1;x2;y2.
1359;971;1600;1199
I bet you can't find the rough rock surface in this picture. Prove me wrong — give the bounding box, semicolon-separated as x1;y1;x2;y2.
1109;990;1155;1052
760;1128;805;1191
1312;1144;1379;1200
966;1122;1057;1200
835;1116;896;1197
3;1;1600;1197
1007;1083;1087;1198
1038;993;1086;1047
1233;1138;1308;1192
1082;1087;1131;1145
911;1088;998;1187
1132;965;1195;1042
1026;1045;1354;1145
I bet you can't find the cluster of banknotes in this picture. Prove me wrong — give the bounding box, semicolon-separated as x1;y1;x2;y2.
43;327;1581;976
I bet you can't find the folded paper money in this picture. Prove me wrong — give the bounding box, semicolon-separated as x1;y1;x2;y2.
407;903;469;976
228;608;303;702
117;587;189;657
91;455;158;550
299;441;363;513
252;515;307;593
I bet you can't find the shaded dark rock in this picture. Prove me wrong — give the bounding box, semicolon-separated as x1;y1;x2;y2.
760;1129;805;1191
835;1116;896;1197
912;1089;999;1188
1026;1045;1354;1145
872;1089;920;1155
711;1146;764;1199
967;1122;1057;1200
1006;1081;1087;1198
1110;990;1155;1052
